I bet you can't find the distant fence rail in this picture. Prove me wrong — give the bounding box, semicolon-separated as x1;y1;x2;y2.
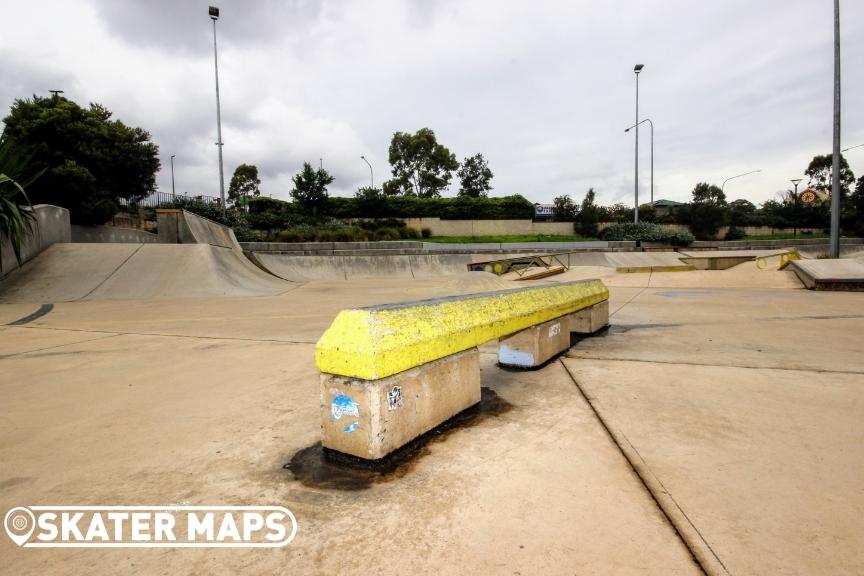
114;192;222;230
118;192;222;209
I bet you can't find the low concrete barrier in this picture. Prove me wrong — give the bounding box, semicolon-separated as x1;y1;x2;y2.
316;279;609;460
0;204;70;277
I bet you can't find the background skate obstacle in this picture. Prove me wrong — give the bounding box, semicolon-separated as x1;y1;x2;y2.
315;279;610;460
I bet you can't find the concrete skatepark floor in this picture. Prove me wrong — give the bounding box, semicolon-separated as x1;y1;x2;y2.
1;261;863;575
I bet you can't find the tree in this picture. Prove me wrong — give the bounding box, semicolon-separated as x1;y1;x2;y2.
354;186;385;217
227;163;261;204
849;176;864;237
688;182;727;240
552;194;577;221
577;188;600;237
383;128;458;198
290;162;334;216
2;95;160;224
805;153;855;196
728;199;756;226
456;153;493;197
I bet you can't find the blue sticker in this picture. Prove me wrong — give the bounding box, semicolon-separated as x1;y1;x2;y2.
331;394;359;421
343;422;359;433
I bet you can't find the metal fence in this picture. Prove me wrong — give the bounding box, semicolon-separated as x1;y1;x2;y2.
118;191;222;208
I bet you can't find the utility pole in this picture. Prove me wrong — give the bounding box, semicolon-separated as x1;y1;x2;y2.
829;0;841;258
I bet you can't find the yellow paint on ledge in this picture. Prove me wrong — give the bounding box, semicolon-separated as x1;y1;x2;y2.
316;279;609;380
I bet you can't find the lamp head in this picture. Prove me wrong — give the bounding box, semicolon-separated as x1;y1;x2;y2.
634;64;644;73
209;6;219;20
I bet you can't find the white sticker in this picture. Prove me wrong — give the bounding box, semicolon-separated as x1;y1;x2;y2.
549;323;561;337
387;386;404;411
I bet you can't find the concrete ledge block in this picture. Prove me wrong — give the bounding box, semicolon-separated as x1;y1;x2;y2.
320;348;481;460
566;300;609;335
498;316;570;368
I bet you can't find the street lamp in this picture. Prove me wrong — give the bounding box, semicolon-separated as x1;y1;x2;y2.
721;170;761;193
790;178;802;238
360;155;374;188
209;6;226;214
633;64;644;223
170;155;176;197
625;118;654;206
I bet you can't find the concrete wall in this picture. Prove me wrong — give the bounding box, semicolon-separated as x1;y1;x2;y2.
0;204;71;277
402;218;574;236
71;225;162;244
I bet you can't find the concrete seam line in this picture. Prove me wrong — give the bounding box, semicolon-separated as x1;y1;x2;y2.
559;359;729;576
0;333;121;360
78;243;145;300
564;355;864;376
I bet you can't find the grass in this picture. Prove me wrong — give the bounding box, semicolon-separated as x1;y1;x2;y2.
742;233;830;241
424;234;598;244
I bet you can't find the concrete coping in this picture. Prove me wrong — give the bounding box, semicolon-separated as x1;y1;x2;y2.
315;279;609;380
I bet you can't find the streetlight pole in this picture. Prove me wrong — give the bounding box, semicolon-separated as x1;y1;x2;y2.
170;155;176;197
721;170;761;194
633;64;644;223
625;118;654;206
830;0;841;258
209;6;226;214
791;178;802;238
361;155;374;188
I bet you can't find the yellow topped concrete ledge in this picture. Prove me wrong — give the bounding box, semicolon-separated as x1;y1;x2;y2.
316;279;609;380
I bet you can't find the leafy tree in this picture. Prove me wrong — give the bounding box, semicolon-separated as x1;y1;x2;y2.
688;182;727;239
728;199;756;226
383;128;458;198
603;203;633;223
456;153;493;198
290;162;334;216
552;194;577;221
577;188;600;236
227;163;261;204
849;176;864;236
2;95;160;224
805;153;855;196
354;186;385;217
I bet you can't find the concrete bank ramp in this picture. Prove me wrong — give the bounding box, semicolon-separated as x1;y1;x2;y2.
0;243;291;303
249;252;478;281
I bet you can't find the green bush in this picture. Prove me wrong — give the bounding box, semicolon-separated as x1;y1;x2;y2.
600;222;694;246
374;227;401;241
421;227;432;238
725;226;746;240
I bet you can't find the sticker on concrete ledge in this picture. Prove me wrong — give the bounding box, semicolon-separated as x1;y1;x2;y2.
548;322;561;337
387;386;403;411
331;394;359;421
343;422;359;433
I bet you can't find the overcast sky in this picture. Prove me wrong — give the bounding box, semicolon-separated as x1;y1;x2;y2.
1;0;862;207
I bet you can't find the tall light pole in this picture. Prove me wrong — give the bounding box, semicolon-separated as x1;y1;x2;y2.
361;155;374;188
209;6;226;214
830;0;841;258
791;178;802;238
721;170;761;193
170;155;176;197
633;64;644;223
625;118;653;205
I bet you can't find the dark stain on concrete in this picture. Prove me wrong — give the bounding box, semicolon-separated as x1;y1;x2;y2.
6;303;54;325
284;387;512;491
